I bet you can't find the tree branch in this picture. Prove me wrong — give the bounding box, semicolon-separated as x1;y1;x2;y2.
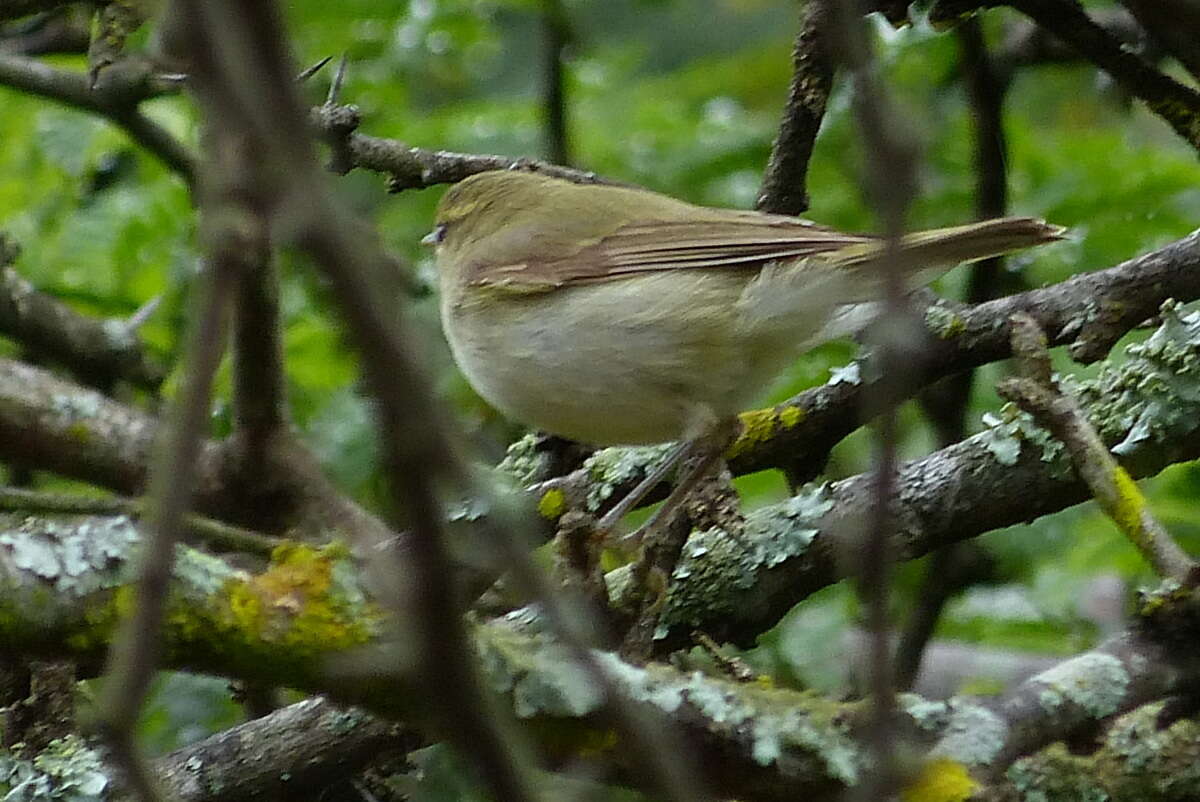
3;513;1200;801
0;235;165;391
0;51;196;182
637;303;1200;650
310;103;621;191
933;0;1200;153
154;696;416;802
755;2;833;215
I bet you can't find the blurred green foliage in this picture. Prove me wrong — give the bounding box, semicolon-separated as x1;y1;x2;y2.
2;0;1200;788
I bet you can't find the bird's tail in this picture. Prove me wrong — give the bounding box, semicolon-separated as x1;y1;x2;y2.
832;216;1067;284
740;216;1065;345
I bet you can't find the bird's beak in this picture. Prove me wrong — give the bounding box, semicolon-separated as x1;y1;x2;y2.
421;224;446;247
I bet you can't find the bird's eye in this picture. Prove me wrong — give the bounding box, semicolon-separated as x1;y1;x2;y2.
421;223;447;247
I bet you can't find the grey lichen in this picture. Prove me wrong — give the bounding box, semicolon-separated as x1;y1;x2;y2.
0;736;108;802
478;627;602;718
0;513;139;596
1078;301;1200;470
978;405;1066;468
49;391;102;422
979;301;1200;475
600;651;861;782
478;624;864;785
924;302;968;340
654;484;833;637
582;443;675;512
931;700;1008;766
828;361;862;386
1032;652;1129;719
495;433;546;487
1005;753;1111;802
900;695;950;732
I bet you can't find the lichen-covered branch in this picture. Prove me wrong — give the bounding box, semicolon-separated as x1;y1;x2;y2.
998;312;1195;584
0;355;402;547
154;697;416;801
639;302;1200;650
3;512;1200;802
0;357;187;498
932;582;1200;787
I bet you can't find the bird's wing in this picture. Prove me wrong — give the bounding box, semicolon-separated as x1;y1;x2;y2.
468;216;876;292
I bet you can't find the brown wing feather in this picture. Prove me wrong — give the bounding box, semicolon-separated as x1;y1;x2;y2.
469;217;876;290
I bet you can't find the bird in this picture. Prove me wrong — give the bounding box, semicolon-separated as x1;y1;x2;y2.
425;169;1064;537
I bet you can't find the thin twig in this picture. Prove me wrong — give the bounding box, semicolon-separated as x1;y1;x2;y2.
541;0;571;166
820;0;918;793
309;103;618;189
997;312;1196;584
0;486;280;557
172;3;543;800
902;16;1010;691
95;255;234;801
0;52;196;182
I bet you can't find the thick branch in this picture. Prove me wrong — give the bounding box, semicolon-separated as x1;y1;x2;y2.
4;514;1200;801
155;697;415;802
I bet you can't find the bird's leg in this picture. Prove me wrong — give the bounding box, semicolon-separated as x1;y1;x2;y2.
615;418;741;548
597;440;692;532
618;446;720;547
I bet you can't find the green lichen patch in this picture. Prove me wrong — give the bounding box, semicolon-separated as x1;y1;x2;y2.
728;405;805;459
537;488;567;520
198;542;383;666
901;757;977;802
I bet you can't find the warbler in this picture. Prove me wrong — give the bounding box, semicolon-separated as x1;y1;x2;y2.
425;170;1063;529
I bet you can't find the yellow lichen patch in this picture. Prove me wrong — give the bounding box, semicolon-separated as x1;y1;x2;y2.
902;757;978;802
216;544;378;655
1107;467;1149;547
729;407;786;458
779;404;804;429
530;720;619;761
538;488;567;520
